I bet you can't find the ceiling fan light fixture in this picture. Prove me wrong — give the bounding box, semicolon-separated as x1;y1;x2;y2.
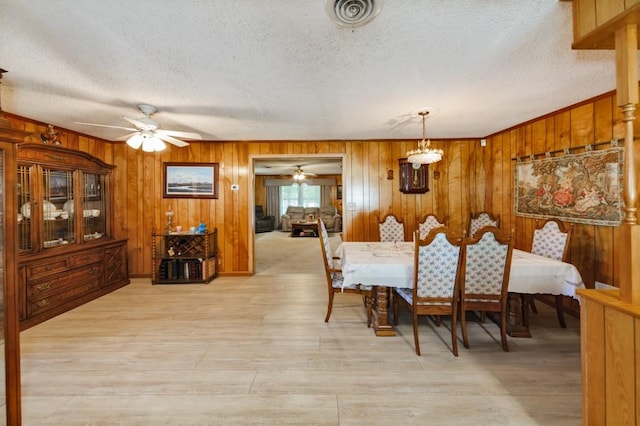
126;133;144;149
293;168;305;181
406;111;443;166
141;136;166;152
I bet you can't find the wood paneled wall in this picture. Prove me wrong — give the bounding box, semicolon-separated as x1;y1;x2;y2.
6;89;636;287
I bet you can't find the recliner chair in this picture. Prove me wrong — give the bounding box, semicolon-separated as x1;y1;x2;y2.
255;205;275;233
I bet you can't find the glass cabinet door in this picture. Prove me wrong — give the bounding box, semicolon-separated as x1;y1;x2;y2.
17;164;31;251
82;172;106;241
42;168;75;248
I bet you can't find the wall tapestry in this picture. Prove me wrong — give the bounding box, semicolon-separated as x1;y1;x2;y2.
515;147;624;226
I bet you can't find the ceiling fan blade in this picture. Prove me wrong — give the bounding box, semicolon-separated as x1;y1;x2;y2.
156;129;203;140
156;133;190;147
115;132;140;141
123;116;157;131
74;122;137;132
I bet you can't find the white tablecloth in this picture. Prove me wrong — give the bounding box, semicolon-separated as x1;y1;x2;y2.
335;243;585;298
508;249;584;298
335;242;414;289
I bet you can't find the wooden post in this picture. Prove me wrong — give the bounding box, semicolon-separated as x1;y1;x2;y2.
615;25;640;305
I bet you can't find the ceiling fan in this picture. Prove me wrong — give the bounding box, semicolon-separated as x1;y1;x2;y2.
293;165;317;181
75;104;203;152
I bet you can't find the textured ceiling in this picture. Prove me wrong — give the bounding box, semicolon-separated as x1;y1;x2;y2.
0;1;630;147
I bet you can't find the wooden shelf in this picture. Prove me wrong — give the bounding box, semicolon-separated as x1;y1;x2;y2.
152;229;218;284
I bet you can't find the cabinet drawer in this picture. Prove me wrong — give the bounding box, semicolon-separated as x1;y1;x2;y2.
26;258;70;280
27;278;102;317
27;264;104;301
70;249;103;267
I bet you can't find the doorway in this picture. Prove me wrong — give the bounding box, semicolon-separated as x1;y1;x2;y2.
250;154;345;273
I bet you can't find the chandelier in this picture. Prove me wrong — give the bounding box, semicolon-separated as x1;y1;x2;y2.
406;111;443;166
126;131;166;152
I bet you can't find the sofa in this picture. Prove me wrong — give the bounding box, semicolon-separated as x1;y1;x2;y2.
281;205;341;232
255;205;275;233
318;206;342;232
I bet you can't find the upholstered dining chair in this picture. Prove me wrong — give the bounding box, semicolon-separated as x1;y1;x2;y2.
318;219;373;327
459;226;513;352
468;211;500;238
379;214;405;242
417;213;446;239
392;228;464;356
526;218;574;328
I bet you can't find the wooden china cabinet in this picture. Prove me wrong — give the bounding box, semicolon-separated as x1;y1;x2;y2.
16;143;129;330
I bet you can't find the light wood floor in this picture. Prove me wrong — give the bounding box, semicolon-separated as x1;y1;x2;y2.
14;231;581;425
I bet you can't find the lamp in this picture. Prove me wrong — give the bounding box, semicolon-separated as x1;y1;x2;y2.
406;111;443;167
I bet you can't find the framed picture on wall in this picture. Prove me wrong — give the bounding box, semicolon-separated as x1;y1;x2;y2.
337;185;343;200
163;162;219;199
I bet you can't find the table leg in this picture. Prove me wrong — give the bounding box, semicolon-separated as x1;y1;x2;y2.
506;292;532;338
373;286;396;336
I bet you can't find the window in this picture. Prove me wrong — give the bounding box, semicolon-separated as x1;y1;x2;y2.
280;183;320;215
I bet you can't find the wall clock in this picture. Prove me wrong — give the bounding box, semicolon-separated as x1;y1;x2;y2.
398;158;429;194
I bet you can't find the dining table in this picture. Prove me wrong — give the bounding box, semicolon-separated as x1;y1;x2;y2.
335;241;585;337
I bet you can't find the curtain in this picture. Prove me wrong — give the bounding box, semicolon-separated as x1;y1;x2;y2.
266;185;280;229
321;185;332;207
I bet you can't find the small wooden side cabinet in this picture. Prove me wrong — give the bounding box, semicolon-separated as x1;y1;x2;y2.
152;229;218;284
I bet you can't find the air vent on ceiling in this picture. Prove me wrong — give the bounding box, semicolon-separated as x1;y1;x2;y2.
325;0;383;28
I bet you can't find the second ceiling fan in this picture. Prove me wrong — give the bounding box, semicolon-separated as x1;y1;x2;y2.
293;165;317;181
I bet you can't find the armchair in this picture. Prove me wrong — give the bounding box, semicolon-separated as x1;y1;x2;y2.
255;205;275;233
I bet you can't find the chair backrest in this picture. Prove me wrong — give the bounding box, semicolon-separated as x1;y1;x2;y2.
418;214;446;239
318;219;335;270
462;227;513;300
379;214;405;242
531;218;572;262
413;228;463;302
255;205;266;219
318;219;343;293
468;211;500;237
